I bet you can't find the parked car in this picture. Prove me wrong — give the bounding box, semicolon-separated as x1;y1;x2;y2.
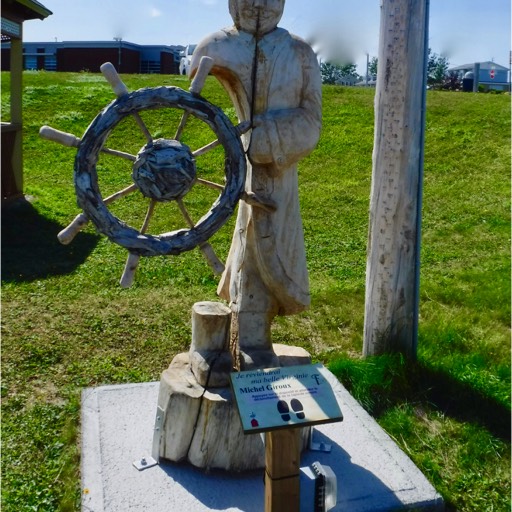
179;44;197;76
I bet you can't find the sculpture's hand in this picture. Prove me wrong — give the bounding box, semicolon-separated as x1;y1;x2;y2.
247;116;273;166
241;191;277;213
248;113;289;173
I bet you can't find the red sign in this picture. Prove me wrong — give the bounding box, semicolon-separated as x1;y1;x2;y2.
490;69;495;79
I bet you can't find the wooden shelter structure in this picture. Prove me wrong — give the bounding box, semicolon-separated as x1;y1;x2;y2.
1;0;51;201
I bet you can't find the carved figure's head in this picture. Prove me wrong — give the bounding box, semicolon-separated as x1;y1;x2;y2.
229;0;285;35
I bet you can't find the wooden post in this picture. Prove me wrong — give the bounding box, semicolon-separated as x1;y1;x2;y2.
363;0;429;358
10;31;24;197
264;429;301;512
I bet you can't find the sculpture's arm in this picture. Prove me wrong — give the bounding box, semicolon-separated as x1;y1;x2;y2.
248;53;322;173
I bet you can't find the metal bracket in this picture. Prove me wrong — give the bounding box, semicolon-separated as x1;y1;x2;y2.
309;427;332;453
133;456;158;471
151;406;165;460
132;406;165;472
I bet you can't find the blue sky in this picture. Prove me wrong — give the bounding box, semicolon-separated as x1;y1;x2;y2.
23;0;511;74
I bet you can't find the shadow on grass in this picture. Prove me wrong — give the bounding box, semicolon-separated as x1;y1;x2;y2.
1;199;98;282
329;355;511;443
411;364;510;442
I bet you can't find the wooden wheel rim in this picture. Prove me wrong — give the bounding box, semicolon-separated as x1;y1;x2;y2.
74;86;246;257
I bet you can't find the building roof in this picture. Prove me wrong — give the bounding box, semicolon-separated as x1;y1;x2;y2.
448;61;509;72
2;0;52;21
17;40;183;53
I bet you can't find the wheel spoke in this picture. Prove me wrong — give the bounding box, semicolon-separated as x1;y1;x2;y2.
141;200;157;233
192;138;221;157
177;198;195;228
235;120;252;135
100;62;153;144
191;121;251;157
176;199;225;275
197;242;225;275
120;253;140;288
57;183;138;245
101;147;137;161
57;213;89;245
195;178;224;191
132;112;153;144
174;56;215;141
104;183;138;205
120;199;156;288
40;126;137;161
174;113;189;141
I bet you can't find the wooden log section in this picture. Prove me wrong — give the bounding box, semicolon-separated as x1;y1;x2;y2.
363;0;429;358
264;429;301;512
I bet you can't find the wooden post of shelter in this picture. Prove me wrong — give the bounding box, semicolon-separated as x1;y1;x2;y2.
1;0;52;202
363;0;429;358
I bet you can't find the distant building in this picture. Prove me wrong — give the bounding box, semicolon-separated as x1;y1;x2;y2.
355;77;377;87
1;40;184;74
335;75;359;86
447;61;510;92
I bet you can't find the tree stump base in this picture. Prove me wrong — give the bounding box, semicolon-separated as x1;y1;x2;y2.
156;344;311;471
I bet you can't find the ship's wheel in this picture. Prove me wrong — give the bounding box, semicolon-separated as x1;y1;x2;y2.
40;57;248;287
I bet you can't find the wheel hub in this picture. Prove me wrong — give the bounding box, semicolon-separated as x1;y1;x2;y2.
132;139;196;202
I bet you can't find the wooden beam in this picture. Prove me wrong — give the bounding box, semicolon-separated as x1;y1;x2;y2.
264;429;301;512
363;0;429;358
9;31;23;196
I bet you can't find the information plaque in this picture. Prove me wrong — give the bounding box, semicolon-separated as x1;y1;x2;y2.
230;363;343;433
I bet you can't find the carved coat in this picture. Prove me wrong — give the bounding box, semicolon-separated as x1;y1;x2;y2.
191;26;322;316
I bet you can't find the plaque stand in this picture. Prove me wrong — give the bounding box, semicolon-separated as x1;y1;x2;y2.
265;429;301;512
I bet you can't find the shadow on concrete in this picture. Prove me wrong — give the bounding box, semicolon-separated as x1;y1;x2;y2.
304;430;408;511
159;460;264;512
1;199;98;283
160;431;405;512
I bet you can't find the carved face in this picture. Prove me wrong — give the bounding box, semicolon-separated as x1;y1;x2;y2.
228;0;285;35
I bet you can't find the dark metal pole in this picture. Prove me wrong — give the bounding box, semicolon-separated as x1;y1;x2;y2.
412;0;430;357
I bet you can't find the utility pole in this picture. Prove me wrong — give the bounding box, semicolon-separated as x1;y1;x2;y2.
113;37;122;72
366;53;369;86
363;0;429;359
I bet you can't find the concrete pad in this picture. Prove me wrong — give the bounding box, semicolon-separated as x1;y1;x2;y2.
81;377;444;511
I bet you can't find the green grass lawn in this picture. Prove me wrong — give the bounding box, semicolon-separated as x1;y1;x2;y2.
1;70;510;511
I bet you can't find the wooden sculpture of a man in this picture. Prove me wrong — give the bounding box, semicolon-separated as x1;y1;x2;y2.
191;0;322;369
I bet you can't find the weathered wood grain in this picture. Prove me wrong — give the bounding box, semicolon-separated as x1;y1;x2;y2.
363;0;428;358
74;86;246;257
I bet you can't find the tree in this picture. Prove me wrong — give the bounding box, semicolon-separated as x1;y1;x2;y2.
320;61;359;85
427;48;449;86
442;71;462;91
368;56;378;78
320;62;339;84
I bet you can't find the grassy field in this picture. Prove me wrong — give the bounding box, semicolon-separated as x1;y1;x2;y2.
1;70;510;511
